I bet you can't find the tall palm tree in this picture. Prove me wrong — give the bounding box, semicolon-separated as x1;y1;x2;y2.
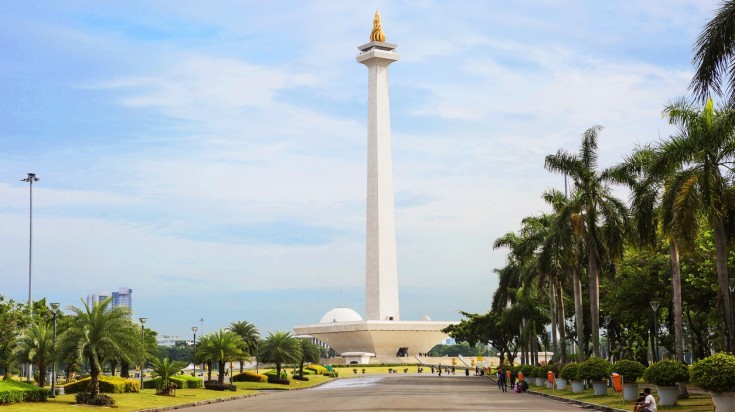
297;339;321;377
14;322;54;387
228;321;259;373
197;330;244;384
691;0;735;102
258;331;301;380
58;298;144;398
545;125;629;358
656;97;735;352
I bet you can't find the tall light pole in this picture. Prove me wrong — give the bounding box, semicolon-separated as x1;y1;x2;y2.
192;327;198;378
650;301;660;362
604;315;612;362
729;278;735;351
139;317;147;390
21;173;38;382
50;302;59;398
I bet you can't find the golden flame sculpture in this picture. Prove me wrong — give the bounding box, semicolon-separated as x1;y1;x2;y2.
370;10;386;42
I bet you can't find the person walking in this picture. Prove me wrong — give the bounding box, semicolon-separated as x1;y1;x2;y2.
498;369;507;392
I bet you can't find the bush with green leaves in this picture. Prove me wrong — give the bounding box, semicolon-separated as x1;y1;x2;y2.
578;357;611;381
612;360;645;384
232;371;267;383
143;375;203;389
0;379;48;404
689;353;735;393
75;393;116;407
560;363;579;381
519;364;534;378
546;363;560;377
62;376;139;394
643;360;689;386
532;365;546;378
305;364;327;374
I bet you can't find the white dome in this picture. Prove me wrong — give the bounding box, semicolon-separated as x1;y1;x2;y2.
319;307;363;323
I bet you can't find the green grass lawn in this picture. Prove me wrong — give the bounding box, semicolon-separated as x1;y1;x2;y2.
531;385;714;411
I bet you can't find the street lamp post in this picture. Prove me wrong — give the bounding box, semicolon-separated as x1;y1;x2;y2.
50;303;60;398
192;327;198;378
650;301;660;362
729;278;735;351
139;318;147;390
21;173;38;382
604;315;612;362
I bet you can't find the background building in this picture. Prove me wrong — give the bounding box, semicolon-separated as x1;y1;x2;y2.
86;287;132;311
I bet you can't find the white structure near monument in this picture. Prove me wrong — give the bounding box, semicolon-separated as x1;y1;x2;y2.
293;11;455;364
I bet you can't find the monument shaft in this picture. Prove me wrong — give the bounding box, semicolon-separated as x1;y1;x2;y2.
357;41;400;321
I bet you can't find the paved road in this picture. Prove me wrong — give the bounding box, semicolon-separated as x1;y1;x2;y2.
180;375;583;411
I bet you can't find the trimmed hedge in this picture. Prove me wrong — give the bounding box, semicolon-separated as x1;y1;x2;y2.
203;381;236;391
560;363;579;381
75;393;116;407
264;370;288;379
643;360;689;386
305;364;327;374
690;352;735;393
62;376;140;394
519;364;534;378
612;360;645;383
0;380;48;404
143;375;203;389
578;357;611;381
232;371;268;383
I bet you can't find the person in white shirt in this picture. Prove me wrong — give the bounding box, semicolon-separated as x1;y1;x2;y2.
642;387;657;412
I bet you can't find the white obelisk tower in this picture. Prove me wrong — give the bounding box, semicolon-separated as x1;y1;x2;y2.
357;11;400;321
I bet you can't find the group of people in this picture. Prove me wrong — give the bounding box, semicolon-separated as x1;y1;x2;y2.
495;368;529;393
431;364;456;376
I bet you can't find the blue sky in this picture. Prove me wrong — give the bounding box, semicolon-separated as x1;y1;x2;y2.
0;1;718;338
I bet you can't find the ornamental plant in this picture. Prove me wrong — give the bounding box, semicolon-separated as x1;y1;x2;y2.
546;363;560;377
560;363;579;381
533;365;545;378
689;353;735;393
520;364;534;378
643;360;689;387
612;360;645;383
577;357;611;381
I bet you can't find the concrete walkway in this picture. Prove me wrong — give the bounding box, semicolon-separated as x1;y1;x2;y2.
178;374;584;411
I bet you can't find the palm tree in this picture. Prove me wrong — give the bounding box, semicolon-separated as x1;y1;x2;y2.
228;321;259;373
545;125;629;358
150;357;186;395
258;331;301;380
691;0;735;102
196;330;244;384
297;339;321;377
655;97;735;352
14;322;54;387
58;298;144;398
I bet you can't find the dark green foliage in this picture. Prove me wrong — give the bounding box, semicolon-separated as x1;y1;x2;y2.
561;362;580;381
292;375;309;381
143;375;203;389
519;364;534;377
612;360;645;383
643;360;689;386
266;376;290;385
690;352;735;393
545;363;560;377
75;392;116;406
203;381;236;391
578;357;611;381
0;380;48;404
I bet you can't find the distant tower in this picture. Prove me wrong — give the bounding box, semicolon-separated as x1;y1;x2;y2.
357;10;400;321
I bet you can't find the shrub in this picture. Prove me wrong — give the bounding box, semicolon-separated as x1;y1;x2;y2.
75;393;116;407
305;364;327;374
612;360;645;384
144;375;203;389
560;363;579;381
264;370;288;378
643;360;689;387
232;371;268;383
292;375;309;381
690;353;735;393
519;364;534;378
203;381;236;391
533;365;546;378
578;357;611;381
267;377;290;385
546;363;560;377
0;380;48;404
62;376;138;394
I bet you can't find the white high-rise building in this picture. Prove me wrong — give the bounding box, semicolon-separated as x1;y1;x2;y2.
86;287;132;311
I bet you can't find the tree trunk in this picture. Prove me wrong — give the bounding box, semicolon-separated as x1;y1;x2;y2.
207;361;212;381
37;365;46;387
110;360;117;377
572;267;586;362
218;361;225;384
713;220;733;352
89;356;100;397
669;240;689;397
276;362;281;380
555;278;567;364
121;361;130;378
549;282;557;361
586;234;601;358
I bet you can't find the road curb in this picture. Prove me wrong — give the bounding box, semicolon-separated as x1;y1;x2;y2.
526;389;628;412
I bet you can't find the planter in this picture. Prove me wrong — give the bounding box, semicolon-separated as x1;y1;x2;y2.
622;383;638;401
657;385;678;406
555;379;567;390
571;380;585;393
535;377;544;387
711;391;735;411
591;380;607;396
546;380;553;389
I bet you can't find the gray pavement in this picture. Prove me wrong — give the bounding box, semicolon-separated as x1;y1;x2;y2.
179;374;585;411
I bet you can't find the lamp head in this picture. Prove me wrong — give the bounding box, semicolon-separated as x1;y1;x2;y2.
650;301;660;311
192;326;198;333
21;173;39;182
139;317;147;325
50;303;60;312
